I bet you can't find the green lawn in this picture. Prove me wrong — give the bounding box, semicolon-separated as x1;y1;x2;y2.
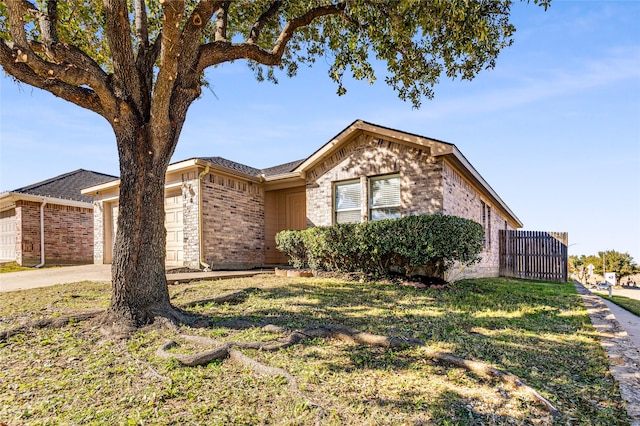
597;293;640;317
0;276;628;425
0;262;33;273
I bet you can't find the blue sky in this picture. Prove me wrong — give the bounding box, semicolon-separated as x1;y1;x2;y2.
1;1;639;261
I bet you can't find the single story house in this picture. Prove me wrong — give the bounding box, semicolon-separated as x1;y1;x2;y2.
0;169;118;266
82;120;523;278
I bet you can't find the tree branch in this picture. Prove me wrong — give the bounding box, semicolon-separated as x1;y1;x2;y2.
103;0;142;110
39;0;59;58
165;0;223;143
271;3;345;58
197;3;346;72
214;2;230;42
132;0;149;50
3;1;113;117
248;1;282;44
149;0;185;152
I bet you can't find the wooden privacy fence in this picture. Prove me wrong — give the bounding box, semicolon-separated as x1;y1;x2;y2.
499;230;568;283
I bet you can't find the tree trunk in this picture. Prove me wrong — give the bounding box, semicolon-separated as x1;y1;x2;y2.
102;124;185;329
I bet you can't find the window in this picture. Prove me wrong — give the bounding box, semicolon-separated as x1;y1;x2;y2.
481;201;492;249
334;180;361;224
334;175;401;224
369;175;401;221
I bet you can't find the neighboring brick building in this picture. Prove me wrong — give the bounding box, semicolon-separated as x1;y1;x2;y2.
83;120;523;279
0;169;118;266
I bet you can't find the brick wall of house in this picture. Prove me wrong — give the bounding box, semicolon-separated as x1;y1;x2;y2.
442;162;514;279
306;133;443;227
181;173;201;269
200;171;264;269
93;201;104;264
15;200;94;266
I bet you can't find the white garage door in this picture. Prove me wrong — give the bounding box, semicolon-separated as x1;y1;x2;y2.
0;209;16;262
165;193;184;267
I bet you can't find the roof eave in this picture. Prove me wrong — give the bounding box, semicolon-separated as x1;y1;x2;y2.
0;192;93;210
294;120;456;176
193;159;262;182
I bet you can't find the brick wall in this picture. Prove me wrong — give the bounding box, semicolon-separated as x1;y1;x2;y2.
181;173;201;269
15;200;94;266
305;134;515;279
200;172;264;269
306;133;443;226
442;162;514;279
93;201;104;264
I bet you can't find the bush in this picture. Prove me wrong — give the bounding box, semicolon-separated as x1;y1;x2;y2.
274;230;306;269
275;214;483;279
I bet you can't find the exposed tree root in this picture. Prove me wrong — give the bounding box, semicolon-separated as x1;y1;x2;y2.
227;348;327;420
418;346;560;416
156;332;327;419
157;324;560;418
0;309;103;341
0;289;249;341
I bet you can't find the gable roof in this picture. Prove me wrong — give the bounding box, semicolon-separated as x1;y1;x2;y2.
292;120;523;228
79;120;521;227
260;159;305;177
9;169;118;203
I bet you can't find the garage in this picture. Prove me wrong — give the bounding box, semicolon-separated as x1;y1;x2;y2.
0;208;16;262
164;192;184;267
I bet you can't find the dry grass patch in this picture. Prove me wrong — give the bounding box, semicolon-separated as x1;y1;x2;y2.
0;275;629;425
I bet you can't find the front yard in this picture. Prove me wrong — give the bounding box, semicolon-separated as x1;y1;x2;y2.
0;276;628;425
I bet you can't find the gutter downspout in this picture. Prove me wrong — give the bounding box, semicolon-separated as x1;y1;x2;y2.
35;198;47;268
197;165;211;271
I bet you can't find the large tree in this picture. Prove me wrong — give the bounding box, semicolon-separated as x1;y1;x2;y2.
0;0;549;330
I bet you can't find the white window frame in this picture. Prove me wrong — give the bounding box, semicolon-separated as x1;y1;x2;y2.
334;179;362;224
369;174;401;221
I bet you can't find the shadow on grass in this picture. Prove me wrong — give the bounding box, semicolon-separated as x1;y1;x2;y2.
166;276;623;424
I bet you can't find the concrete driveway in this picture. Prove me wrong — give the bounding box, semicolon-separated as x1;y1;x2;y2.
0;264;273;293
0;264;112;292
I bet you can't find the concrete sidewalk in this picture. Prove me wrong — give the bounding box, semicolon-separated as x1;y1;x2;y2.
574;281;640;425
0;264;273;293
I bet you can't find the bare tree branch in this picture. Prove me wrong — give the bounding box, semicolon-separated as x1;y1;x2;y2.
213;2;231;42
271;3;345;58
132;0;149;50
39;0;59;57
149;0;186;153
248;1;282;44
103;0;142;111
197;3;346;72
166;0;223;139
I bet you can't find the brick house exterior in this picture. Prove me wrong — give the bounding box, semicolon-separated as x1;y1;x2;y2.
0;169;118;266
83;120;522;279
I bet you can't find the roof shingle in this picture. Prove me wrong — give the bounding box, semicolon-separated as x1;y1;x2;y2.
12;169;118;203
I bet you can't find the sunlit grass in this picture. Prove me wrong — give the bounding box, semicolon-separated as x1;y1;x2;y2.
0;262;33;273
0;275;629;425
598;293;640;317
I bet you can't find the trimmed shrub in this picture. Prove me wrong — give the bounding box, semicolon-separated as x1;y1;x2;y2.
275;214;484;279
274;230;306;269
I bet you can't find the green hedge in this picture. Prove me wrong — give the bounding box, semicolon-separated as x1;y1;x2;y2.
275;214;484;278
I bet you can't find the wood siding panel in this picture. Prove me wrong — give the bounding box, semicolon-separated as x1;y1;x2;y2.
265;187;306;265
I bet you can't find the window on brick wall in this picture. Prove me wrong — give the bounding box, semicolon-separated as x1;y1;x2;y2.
334;174;401;224
334;180;361;224
369;174;401;221
481;201;492;249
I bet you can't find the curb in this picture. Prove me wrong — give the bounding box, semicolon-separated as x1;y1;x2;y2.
574;281;640;425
